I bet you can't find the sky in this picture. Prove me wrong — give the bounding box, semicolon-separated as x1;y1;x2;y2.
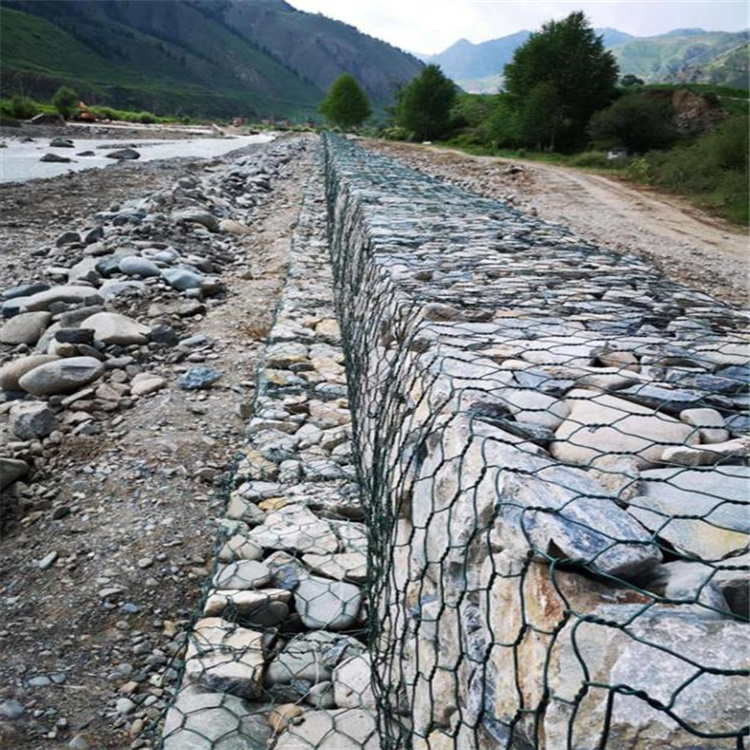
289;0;749;55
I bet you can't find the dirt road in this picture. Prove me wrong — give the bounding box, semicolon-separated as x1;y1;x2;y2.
366;141;749;306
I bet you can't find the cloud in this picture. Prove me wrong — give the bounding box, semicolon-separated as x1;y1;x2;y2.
289;0;749;54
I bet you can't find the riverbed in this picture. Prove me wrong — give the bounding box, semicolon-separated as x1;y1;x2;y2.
0;133;276;184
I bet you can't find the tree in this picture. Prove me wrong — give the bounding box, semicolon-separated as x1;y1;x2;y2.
504;12;618;150
621;74;644;87
396;64;457;141
52;85;78;119
588;93;678;152
319;74;371;130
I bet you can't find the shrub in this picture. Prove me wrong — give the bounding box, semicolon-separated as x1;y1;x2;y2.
8;94;38;120
137;111;157;124
52;85;78;119
637;115;749;224
569;151;611;168
588;93;678;153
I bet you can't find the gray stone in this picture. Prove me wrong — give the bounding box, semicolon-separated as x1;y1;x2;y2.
249;504;339;555
0;699;23;719
203;589;291;621
1;355;59;390
266;631;365;686
545;605;750;749
161;267;206;292
106;148;140;161
18;356;105;395
67;257;100;284
178;366;223;390
660;438;749;466
648;561;730;617
22;285;103;312
302;552;368;583
184;618;265;699
0;457;29;490
218;536;263;563
119;256;160;277
10;401;57;440
161;684;271;750
212;561;271;590
38;551;58;570
617;383;710;415
552;388;698;469
628;466;749;560
80;312;150;346
679;408;729;444
3;283;49;301
294;575;362;630
0;312;51;345
50;137;74;148
332;653;375;708
173;209;219;232
41;153;72;163
273;709;379;750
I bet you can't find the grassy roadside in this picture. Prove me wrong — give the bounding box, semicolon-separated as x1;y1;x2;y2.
434;135;749;227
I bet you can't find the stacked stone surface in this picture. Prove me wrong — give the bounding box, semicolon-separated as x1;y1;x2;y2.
323;134;748;750
162;151;376;748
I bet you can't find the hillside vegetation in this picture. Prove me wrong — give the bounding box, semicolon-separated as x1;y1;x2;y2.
0;0;423;119
429;27;749;93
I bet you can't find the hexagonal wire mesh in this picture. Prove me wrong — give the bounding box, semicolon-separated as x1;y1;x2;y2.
158;135;748;750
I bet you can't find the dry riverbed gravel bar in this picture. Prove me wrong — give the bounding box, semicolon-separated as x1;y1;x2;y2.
0;133;313;749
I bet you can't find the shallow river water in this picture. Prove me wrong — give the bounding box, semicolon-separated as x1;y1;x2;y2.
0;133;275;184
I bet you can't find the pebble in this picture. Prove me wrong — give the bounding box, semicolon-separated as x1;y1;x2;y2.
38;551;59;570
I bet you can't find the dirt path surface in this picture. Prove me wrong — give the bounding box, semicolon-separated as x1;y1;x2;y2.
365;140;749;307
0;133;313;748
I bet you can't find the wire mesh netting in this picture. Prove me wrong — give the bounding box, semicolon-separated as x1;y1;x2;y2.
159;134;748;750
324;134;748;750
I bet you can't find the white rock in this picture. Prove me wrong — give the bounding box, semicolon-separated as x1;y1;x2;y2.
333;653;375;708
680;408;729;444
184;618;264;699
18;356;104;396
552;388;698;468
80;312;150;346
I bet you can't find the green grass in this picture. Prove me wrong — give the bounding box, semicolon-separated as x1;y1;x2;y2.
0;5;321;120
435;123;748;226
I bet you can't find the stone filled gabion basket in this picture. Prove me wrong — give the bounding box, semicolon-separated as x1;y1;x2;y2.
159;135;748;750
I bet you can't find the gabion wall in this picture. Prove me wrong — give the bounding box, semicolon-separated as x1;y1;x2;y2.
324;134;748;750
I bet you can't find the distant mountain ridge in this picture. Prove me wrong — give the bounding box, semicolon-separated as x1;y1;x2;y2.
0;0;424;118
427;27;749;93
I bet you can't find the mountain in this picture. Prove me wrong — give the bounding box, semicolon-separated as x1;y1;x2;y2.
665;42;749;89
429;27;749;93
611;30;749;88
426;31;531;83
0;0;423;119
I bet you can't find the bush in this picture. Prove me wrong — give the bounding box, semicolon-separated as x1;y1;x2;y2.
588;93;678;153
7;94;38;120
52;85;78;119
137;111;157;124
638;115;749;224
569;151;611;168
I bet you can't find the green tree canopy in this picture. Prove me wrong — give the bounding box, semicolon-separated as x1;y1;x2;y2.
319;74;372;129
588;93;678;152
396;64;457;141
52;85;78;119
504;11;618;150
